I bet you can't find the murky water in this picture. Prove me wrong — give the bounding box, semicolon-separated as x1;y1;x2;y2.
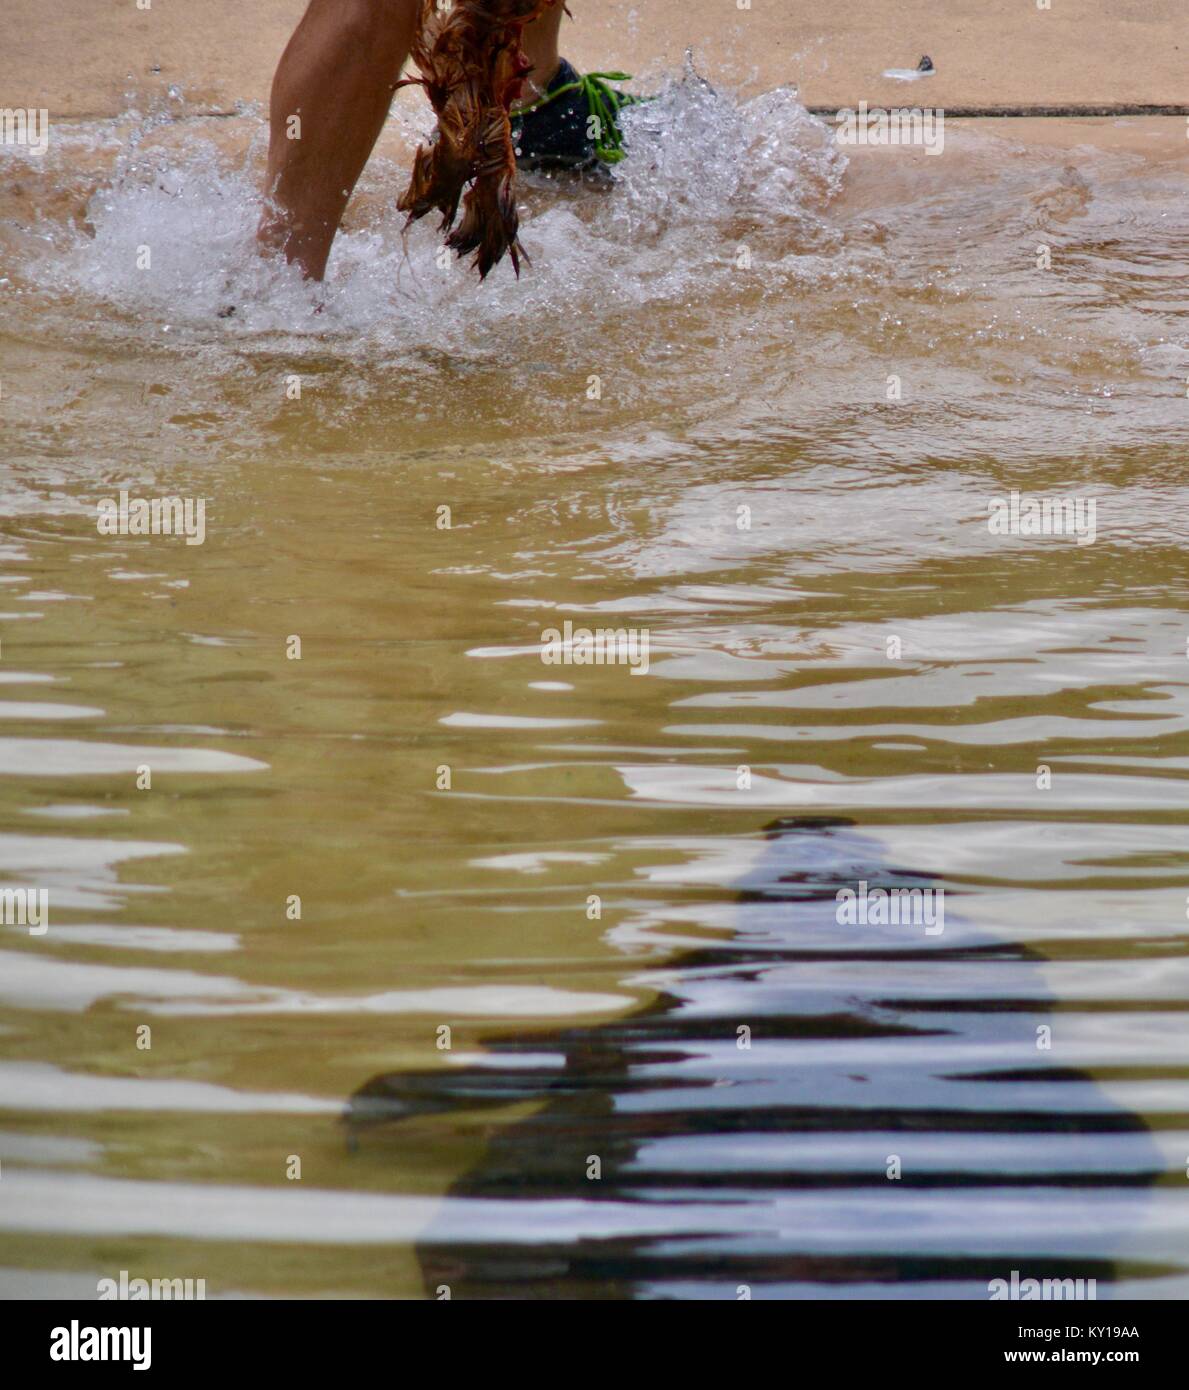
0;79;1187;1298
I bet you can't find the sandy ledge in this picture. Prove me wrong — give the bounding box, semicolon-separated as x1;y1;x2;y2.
2;0;1186;120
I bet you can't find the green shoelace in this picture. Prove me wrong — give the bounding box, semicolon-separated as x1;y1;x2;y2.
515;70;640;164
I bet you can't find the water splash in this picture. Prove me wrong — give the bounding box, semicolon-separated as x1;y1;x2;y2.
26;72;845;360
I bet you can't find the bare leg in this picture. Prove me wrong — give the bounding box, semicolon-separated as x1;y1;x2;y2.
258;0;570;280
518;2;565;103
257;0;418;280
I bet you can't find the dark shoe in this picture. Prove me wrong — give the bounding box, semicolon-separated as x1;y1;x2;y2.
511;60;639;172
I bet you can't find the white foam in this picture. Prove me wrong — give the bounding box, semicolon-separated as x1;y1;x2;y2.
34;74;845;363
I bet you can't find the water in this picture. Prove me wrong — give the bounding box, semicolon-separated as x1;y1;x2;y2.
0;76;1187;1299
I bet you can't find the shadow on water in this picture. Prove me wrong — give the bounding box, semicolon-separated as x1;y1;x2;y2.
346;817;1161;1299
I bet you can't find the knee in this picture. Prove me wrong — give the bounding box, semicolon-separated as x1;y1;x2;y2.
308;0;418;45
361;0;418;21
